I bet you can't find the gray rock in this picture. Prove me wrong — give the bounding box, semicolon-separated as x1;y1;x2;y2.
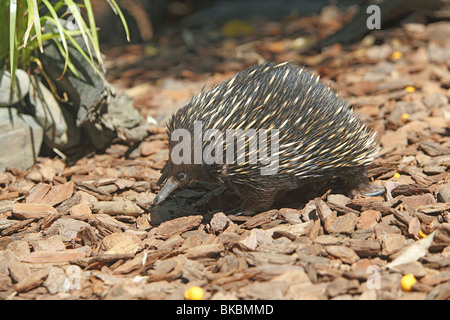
0;69;30;106
39;35;141;150
0;107;43;171
39;37;114;150
107;92;142;129
29;77;80;151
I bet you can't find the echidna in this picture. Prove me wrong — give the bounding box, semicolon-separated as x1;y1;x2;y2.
154;61;379;214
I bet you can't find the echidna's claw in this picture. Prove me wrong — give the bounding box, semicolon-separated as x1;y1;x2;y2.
362;185;386;197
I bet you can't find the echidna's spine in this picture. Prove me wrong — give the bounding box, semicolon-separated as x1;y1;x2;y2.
168;62;378;182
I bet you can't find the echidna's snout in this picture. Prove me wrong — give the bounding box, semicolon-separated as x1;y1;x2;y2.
153;176;180;205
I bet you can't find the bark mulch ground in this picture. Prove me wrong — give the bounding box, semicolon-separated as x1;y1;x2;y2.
0;6;449;300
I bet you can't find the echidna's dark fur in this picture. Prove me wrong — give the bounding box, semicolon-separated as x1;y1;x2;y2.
156;62;378;214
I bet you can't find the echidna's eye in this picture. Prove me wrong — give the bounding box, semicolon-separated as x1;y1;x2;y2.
176;172;187;181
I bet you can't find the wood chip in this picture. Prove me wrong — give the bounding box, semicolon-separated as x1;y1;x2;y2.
41;181;75;206
417;203;450;215
265;221;313;237
330;213;358;234
346;239;380;257
325;245;360;264
21;249;88;264
240;209;279;229
69;203;93;221
25;183;51;203
43;267;69;294
210;212;231;233
15;269;49;293
92;200;144;216
390;184;430;197
379;233;407;257
12;203;57;220
185;243;224;259
4;250;31;282
102;232;143;255
155;215;203;239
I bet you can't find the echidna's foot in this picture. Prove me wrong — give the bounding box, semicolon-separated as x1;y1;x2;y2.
241;209;257;216
225;205;255;216
361;185;385;197
225;206;243;216
239;201;273;215
231;184;276;215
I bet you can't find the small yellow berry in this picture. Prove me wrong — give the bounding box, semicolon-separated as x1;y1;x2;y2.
401;113;410;123
405;86;415;93
392;51;403;60
393;172;401;179
184;286;204;300
400;274;417;292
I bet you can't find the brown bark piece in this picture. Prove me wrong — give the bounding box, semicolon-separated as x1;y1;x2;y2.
155;215;203;239
12;203;57;220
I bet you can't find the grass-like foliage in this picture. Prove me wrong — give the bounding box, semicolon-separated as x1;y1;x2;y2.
1;0;129;94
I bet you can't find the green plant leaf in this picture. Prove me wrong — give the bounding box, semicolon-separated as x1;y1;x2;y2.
64;0;97;68
52;0;66;13
30;0;43;53
62;27;105;81
41;0;70;79
22;0;35;47
4;0;129;88
53;38;79;78
9;0;18;91
83;0;101;65
0;1;9;68
106;0;130;42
